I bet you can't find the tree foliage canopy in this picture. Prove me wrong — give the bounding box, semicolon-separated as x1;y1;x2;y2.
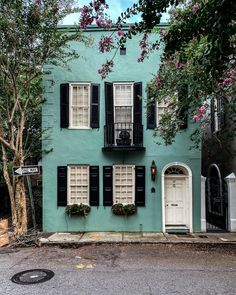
81;0;235;146
0;0;89;236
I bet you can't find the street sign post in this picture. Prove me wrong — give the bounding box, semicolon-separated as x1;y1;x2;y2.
13;165;41;230
13;165;40;176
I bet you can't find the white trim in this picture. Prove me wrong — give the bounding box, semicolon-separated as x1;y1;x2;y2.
201;176;207;232
67;165;89;205
161;162;193;233
113;164;135;204
69;83;90;129
225;173;236;232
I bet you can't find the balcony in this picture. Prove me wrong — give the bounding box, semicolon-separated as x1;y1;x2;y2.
103;123;145;151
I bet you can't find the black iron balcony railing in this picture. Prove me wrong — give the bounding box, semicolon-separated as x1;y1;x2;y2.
103;123;144;150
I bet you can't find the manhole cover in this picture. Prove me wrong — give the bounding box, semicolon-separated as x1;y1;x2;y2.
11;269;54;285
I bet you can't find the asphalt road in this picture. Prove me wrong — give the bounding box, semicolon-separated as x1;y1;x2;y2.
0;244;236;295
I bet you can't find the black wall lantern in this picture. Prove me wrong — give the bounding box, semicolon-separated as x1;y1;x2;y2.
150;160;157;181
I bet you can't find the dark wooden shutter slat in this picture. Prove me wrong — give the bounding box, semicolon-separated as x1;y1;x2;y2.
146;85;156;129
105;82;114;144
89;166;99;206
135;166;145;206
105;82;114;125
133;82;142;145
90;84;100;128
103;166;113;206
60;84;69;128
178;85;188;129
57;166;67;206
211;98;215;133
133;82;142;124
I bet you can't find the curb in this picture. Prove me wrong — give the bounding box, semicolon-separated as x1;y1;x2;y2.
38;240;236;248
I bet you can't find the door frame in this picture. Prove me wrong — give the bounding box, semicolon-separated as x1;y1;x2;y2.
162;162;193;233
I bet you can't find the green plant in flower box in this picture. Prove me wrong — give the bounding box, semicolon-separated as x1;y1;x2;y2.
65;204;91;217
112;203;137;216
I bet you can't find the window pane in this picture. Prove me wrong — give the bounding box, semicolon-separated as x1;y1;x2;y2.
114;84;132;105
68;166;89;204
115;107;132;123
114;165;134;204
71;85;89;127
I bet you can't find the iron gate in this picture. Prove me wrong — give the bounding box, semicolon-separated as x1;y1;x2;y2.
206;164;228;232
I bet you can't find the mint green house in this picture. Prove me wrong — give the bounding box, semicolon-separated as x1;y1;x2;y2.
42;25;201;233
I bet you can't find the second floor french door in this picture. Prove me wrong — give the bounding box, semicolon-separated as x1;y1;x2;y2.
113;83;133;146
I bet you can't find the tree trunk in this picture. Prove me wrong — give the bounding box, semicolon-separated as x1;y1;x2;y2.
14;177;28;237
1;145;18;231
1;145;28;238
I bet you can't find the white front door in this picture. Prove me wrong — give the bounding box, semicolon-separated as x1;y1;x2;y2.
165;177;187;225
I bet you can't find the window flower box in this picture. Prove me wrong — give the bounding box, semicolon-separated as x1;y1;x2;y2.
65;204;91;217
112;203;137;216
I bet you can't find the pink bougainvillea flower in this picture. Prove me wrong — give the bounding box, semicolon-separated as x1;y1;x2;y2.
198;106;206;114
193;114;201;122
227;69;236;76
79;1;110;30
98;36;113;53
98;60;114;80
35;0;41;5
224;77;233;84
96;19;103;26
117;29;125;36
192;3;200;14
175;62;185;69
218;75;235;88
156;75;162;89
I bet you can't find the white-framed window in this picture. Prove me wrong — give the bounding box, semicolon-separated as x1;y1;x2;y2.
156;100;169;127
113;165;135;204
69;83;90;128
113;83;134;144
113;83;133;123
68;165;89;204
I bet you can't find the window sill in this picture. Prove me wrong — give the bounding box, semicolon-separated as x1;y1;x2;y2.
68;127;91;130
67;203;89;205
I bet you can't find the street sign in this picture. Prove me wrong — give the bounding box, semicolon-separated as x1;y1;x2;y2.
13;165;40;176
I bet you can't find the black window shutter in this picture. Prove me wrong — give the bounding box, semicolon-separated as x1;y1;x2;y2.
146;85;156;129
89;166;99;206
211;98;215;133
133;82;142;124
60;83;69;128
105;82;114;125
90;84;100;128
218;98;225;129
105;82;114;144
178;85;188;129
103;166;113;206
57;166;67;206
135;166;145;207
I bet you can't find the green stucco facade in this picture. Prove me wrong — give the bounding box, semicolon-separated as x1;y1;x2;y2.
42;26;201;232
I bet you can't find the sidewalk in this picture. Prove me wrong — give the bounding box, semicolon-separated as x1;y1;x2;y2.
39;232;236;246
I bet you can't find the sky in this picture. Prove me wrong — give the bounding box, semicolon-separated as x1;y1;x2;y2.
63;0;169;25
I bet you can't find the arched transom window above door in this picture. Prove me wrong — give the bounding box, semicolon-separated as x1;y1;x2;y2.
165;166;187;175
